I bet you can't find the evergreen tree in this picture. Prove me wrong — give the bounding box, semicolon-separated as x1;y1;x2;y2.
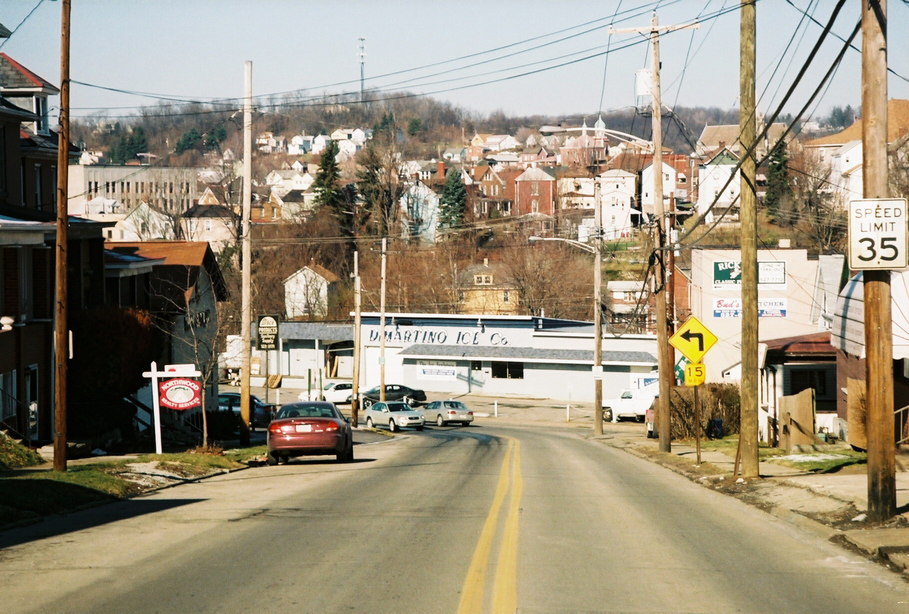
314;141;356;244
764;142;794;226
174;128;202;155
437;168;467;230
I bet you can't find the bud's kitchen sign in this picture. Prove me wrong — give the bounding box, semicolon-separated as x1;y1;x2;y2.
257;315;279;350
713;261;786;290
713;298;787;318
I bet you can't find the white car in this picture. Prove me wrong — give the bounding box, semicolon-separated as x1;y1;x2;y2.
424;399;474;426
299;381;354;404
363;401;424;432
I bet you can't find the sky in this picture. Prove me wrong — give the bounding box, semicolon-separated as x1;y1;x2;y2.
0;0;907;126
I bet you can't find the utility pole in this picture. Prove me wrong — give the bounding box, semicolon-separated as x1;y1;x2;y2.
379;237;387;402
351;251;362;426
593;177;604;436
358;38;366;104
239;61;253;446
739;0;759;478
862;0;896;521
53;0;71;472
614;14;698;453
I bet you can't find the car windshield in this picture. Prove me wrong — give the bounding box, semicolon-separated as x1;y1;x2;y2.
386;403;410;412
280;405;336;419
444;401;465;410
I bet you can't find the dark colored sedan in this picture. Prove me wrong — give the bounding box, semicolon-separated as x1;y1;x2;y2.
217;392;275;429
361;384;427;408
266;401;354;465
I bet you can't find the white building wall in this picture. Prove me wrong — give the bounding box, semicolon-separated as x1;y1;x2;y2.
689;248;823;382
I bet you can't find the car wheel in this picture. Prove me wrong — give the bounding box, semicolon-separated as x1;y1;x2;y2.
266;452;279;466
366;417;374;428
602;408;613;422
388;419;397;432
363;398;373;409
436;414;445;427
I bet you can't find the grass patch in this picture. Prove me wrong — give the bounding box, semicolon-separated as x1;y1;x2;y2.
0;444;263;528
0;432;44;469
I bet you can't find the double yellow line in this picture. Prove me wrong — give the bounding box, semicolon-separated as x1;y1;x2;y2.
457;437;523;614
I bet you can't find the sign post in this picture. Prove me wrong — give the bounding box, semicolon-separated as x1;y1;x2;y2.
142;361;202;454
670;316;718;464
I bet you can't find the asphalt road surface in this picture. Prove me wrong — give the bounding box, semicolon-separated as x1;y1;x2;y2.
0;424;906;613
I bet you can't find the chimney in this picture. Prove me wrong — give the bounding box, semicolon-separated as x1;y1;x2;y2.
483;258;489;267
437;160;446;179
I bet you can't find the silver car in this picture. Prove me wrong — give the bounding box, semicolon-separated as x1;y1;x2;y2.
363;401;424;432
424;399;474;426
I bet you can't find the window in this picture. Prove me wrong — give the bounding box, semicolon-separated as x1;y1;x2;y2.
474;274;492;285
471;361;482;371
34;165;41;208
531;182;540;196
502;290;510;303
531;199;539;213
789;368;827;396
0;370;16;420
491;362;523;379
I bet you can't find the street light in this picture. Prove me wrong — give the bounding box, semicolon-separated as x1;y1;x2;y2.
528;234;604;436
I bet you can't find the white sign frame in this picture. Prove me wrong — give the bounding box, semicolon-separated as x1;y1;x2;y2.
848;198;908;270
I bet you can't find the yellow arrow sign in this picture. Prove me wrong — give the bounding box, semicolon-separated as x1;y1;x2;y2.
669;315;718;363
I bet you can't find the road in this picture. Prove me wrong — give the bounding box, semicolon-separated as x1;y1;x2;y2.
0;423;906;613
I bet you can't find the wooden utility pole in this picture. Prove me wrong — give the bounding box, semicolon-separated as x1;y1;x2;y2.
53;0;71;472
239;60;253;446
379;237;387;402
351;251;362;426
862;0;896;521
739;0;759;478
593;180;603;437
613;14;697;453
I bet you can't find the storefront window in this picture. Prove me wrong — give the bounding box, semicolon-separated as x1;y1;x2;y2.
491;362;523;379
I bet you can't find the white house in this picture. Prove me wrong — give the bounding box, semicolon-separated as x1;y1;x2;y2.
597;169;637;239
105;201;176;241
285;264;340;319
311;134;330;155
287;134;313;156
336;139;359;162
640;161;676;215
265;169;314;196
696;148;741;223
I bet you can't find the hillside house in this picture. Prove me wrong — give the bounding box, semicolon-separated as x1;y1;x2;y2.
285;264;340;320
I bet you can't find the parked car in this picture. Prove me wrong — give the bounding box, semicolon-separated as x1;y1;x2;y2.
299;381;354;404
602;388;657;423
361;384;426;408
424;399;474;426
266;401;354;465
217;392;275;429
362;401;424;432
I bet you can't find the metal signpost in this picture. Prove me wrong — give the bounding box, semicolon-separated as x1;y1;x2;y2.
670;316;718;464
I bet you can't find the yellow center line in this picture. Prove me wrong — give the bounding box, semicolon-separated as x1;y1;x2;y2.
456;436;522;614
492;438;522;613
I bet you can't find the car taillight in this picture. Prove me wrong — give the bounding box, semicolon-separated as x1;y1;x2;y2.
324;422;340;431
447;410;457;416
467;411;473;415
268;423;283;434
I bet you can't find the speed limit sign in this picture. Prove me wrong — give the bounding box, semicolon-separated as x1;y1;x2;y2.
848;198;908;270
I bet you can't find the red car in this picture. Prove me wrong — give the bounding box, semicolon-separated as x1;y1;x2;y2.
266;401;354;465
